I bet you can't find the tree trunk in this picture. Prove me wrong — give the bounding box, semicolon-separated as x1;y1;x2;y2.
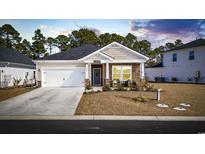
6;33;9;48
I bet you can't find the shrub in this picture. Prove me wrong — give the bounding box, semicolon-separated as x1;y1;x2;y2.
103;84;111;91
133;80;156;92
133;96;149;102
85;84;92;90
127;80;135;88
154;76;159;82
142;80;157;92
194;71;203;82
171;77;177;82
133;82;141;91
116;84;126;91
187;77;192;82
155;76;165;82
112;79;120;88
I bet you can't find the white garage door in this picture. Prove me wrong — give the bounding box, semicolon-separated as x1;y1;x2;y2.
42;68;85;87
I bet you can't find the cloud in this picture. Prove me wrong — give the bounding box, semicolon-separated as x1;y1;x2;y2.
73;21;101;36
39;25;71;36
129;19;205;48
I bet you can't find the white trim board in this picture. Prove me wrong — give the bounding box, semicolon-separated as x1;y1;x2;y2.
34;60;82;63
95;51;114;60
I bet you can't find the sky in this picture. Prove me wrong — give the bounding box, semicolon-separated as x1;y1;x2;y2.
0;19;205;48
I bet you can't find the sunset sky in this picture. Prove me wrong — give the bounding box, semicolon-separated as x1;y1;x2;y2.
0;19;205;48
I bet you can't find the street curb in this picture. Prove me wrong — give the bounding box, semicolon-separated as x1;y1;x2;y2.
93;116;158;121
0;115;94;120
156;116;205;121
0;115;205;121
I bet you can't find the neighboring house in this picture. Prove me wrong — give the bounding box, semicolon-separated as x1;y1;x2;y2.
145;38;205;83
35;42;149;87
0;47;36;88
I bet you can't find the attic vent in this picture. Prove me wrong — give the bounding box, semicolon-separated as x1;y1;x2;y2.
93;60;101;64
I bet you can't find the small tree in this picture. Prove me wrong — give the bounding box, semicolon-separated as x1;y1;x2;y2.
2;75;11;88
13;77;22;88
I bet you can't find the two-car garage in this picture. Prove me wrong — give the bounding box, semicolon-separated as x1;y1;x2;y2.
40;66;85;87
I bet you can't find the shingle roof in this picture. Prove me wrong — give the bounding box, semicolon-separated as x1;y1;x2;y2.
0;47;35;68
38;44;101;60
166;38;205;52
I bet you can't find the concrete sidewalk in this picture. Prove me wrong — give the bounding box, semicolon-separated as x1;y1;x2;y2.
0;115;205;121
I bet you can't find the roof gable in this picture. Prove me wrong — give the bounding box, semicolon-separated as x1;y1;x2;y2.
81;42;149;61
101;45;145;60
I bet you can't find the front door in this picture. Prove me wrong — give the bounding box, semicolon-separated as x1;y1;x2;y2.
93;68;101;86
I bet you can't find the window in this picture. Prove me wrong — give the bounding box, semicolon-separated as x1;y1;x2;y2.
113;66;121;80
189;51;195;60
112;65;132;81
172;53;177;62
122;66;131;80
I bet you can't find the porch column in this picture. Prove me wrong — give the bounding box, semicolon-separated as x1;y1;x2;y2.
106;62;109;79
89;63;91;80
85;63;90;86
105;63;110;85
140;62;145;79
36;63;41;87
85;63;89;79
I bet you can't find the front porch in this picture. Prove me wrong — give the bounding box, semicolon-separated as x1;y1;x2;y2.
81;42;148;88
84;62;145;87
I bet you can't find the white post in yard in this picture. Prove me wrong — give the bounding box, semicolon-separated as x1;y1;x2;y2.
140;62;145;79
106;62;109;79
85;63;89;79
157;89;161;101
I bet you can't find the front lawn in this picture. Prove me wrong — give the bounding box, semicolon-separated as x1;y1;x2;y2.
0;87;36;102
75;83;205;116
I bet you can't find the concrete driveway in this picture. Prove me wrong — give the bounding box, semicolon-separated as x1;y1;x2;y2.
0;87;84;116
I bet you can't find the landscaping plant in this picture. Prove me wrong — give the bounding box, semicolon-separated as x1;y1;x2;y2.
13;77;22;88
171;77;177;82
116;83;126;91
85;84;92;90
141;80;157;92
134;96;149;102
103;84;111;91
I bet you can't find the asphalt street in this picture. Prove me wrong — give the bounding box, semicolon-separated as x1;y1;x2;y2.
0;120;205;134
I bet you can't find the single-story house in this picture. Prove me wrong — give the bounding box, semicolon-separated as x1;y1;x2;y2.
0;47;36;88
35;42;149;87
145;38;205;83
